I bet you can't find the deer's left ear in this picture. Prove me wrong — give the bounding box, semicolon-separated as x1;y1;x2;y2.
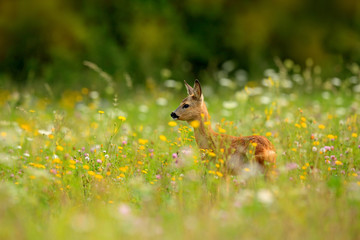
193;79;203;100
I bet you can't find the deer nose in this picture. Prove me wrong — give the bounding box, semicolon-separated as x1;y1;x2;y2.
171;112;179;119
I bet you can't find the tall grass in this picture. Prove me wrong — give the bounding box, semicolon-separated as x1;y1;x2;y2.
0;64;360;239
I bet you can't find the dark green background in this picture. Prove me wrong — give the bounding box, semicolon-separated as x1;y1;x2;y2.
1;0;359;85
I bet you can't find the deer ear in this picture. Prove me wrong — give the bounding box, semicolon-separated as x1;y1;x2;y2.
184;80;194;95
193;79;203;100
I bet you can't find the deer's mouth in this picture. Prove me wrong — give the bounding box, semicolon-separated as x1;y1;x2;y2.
170;112;179;120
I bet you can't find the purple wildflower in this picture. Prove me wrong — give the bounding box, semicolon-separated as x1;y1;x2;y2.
286;162;299;171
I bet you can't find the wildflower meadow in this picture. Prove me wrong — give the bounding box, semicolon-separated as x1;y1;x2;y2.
1;63;360;239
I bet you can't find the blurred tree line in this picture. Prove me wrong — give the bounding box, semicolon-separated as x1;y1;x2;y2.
0;0;359;85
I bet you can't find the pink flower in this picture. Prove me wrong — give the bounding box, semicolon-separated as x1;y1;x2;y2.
286;162;298;171
118;204;131;216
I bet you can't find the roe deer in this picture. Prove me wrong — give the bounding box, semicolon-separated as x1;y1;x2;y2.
170;80;276;173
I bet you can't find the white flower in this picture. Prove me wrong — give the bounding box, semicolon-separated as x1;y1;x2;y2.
257;189;274;205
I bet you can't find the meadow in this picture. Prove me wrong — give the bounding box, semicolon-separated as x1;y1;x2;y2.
0;63;360;240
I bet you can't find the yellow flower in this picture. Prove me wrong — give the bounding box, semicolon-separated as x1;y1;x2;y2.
118;173;125;178
30;163;46;169
301;122;307;128
208;152;216;157
56;145;64;151
295;123;301;128
318;124;325;129
29;175;36;180
300;117;306;122
159;135;167;141
252;142;258;147
83;165;90;170
300;175;306;180
69;160;76;165
69;164;76;169
352;133;358;138
98;110;104;114
190;120;200;128
244;168;250;172
118;116;126;121
88;171;95;176
335;161;343;165
95;174;103;179
218;127;226;133
20;124;31;132
266;132;272;137
168;121;177;127
216;171;223;177
119;166;128;172
138;139;148;145
1;132;7;137
53;158;62;164
327;134;336;139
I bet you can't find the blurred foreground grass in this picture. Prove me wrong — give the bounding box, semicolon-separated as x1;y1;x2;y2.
0;66;360;239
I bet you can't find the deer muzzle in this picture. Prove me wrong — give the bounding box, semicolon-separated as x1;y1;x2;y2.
171;112;179;120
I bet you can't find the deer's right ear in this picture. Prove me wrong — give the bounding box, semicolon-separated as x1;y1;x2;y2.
184;80;194;95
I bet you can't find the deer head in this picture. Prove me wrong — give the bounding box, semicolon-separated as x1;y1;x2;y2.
171;80;206;122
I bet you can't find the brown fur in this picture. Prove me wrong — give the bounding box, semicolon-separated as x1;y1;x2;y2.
171;80;276;172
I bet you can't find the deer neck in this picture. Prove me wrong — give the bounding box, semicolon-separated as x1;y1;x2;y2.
190;103;218;150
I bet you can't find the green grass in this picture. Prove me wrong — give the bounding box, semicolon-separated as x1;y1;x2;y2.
0;73;360;240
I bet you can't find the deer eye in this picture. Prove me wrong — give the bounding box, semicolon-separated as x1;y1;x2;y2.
183;104;190;109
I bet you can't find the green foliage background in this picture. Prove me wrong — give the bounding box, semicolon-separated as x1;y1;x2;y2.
1;0;360;85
